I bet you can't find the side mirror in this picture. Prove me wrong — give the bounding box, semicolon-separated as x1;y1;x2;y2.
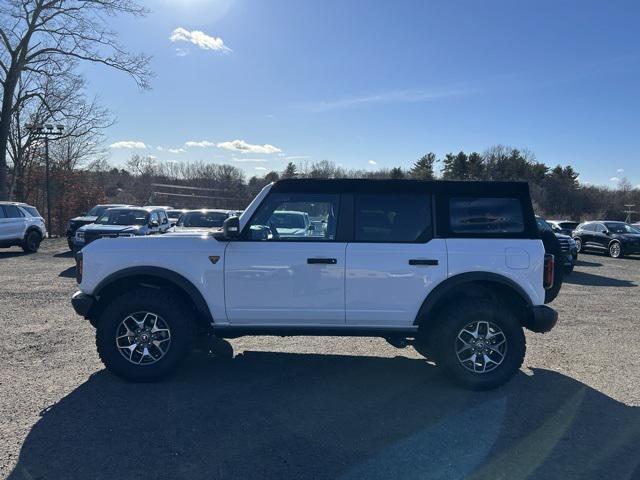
601;229;608;235
308;224;316;232
222;216;241;239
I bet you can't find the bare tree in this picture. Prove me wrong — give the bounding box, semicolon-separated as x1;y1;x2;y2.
0;0;152;199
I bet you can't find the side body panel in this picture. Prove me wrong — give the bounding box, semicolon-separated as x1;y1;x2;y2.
80;234;228;324
445;238;545;306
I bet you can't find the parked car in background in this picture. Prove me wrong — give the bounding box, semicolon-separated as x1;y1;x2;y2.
172;209;234;232
66;204;133;250
166;209;188;226
546;220;580;236
73;207;171;251
572;221;640;258
536;216;577;273
0;202;46;253
72;179;558;390
143;205;173;211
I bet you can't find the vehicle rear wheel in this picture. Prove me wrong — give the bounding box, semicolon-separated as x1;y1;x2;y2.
96;288;196;382
574;238;582;253
22;230;41;253
608;241;622;258
430;300;526;390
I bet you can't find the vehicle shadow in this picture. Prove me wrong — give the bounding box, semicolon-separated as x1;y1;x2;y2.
58;266;76;278
53;251;74;258
8;352;640;480
563;270;636;287
0;250;27;259
575;259;603;268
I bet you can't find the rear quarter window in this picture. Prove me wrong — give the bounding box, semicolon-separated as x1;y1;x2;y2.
450;197;524;234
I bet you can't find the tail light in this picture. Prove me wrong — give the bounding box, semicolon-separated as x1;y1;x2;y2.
75;252;83;284
543;253;554;290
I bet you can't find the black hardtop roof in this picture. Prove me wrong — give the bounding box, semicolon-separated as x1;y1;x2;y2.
271;178;531;196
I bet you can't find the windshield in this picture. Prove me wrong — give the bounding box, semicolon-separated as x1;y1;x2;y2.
558;222;579;230
271;212;306;229
178;211;228;228
97;209;148;226
536;217;552;232
605;222;640;234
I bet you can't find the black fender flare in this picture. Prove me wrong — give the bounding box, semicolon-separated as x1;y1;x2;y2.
413;272;533;326
24;226;43;239
94;266;214;327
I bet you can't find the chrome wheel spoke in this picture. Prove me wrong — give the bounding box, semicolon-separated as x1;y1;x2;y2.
116;311;171;366
455;320;508;374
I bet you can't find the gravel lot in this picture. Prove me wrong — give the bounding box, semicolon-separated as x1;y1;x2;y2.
1;238;639;479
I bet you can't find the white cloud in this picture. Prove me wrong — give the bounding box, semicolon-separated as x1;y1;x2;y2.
170;28;231;53
254;167;268;171
368;160;377;165
232;157;267;163
175;48;189;57
109;141;146;149
284;155;311;161
156;146;185;154
610;177;620;182
217;139;282;154
617;168;625;173
185;140;216;148
301;87;473;112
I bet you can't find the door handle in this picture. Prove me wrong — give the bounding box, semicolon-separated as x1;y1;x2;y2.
307;258;337;264
409;259;439;266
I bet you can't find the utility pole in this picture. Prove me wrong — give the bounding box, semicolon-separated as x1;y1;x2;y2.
26;123;64;237
623;204;636;224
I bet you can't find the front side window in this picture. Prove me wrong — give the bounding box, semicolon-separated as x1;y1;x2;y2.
244;193;339;241
354;194;432;242
450;197;524;234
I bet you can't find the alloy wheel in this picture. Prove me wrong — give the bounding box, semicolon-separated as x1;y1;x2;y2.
609;242;621;258
455;321;507;374
575;238;582;252
115;311;172;365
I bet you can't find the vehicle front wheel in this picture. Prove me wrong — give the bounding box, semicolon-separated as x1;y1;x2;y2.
608;241;623;258
430;300;526;390
574;238;582;253
22;230;41;253
96;288;196;382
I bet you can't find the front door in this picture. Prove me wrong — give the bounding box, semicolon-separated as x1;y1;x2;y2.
345;193;447;325
224;192;346;324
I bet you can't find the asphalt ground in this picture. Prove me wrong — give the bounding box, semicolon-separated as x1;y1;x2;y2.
1;238;639;479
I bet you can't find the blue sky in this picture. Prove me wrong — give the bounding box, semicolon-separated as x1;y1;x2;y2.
87;0;640;186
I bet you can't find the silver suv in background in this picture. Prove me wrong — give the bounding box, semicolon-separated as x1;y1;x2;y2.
0;202;47;253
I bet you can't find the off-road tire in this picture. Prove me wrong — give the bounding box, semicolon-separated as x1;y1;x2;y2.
21;230;41;253
429;300;526;390
96;288;196;382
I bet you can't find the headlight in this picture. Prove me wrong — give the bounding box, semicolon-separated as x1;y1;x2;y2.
76;231;85;240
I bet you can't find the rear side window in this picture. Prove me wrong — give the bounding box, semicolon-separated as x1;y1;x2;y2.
354;194;432;242
2;205;24;218
21;206;40;217
450;197;524;234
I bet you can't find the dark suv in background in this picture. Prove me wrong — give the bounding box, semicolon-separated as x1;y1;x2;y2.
66;204;133;250
536;216;578;273
573;221;640;258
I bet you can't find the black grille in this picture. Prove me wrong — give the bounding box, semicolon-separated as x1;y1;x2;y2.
557;237;570;253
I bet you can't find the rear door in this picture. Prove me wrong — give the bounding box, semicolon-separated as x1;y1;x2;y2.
345;192;447;325
590;223;608;250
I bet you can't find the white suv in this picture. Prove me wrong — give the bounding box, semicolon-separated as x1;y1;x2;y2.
71;179;558;390
0;202;47;253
